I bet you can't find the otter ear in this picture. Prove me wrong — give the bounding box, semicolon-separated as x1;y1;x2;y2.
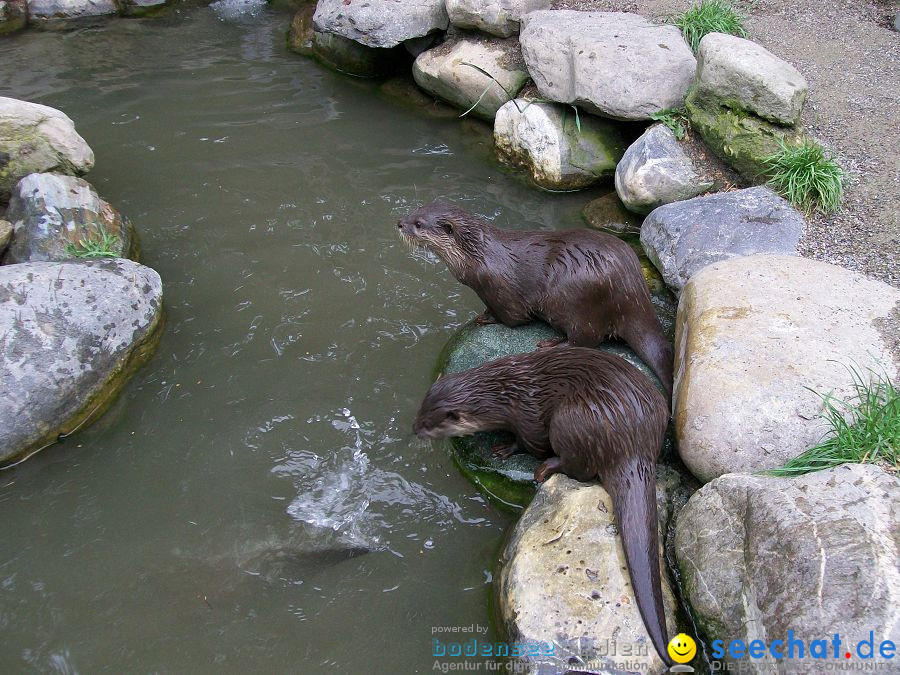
440;221;454;235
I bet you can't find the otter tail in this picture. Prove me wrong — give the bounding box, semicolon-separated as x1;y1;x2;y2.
606;459;673;668
619;315;673;400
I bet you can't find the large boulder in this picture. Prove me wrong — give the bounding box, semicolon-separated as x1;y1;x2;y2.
0;97;94;202
685;88;804;182
675;465;900;674
614;124;716;214
493;99;627;190
519;11;696;121
0;0;28;35
0;259;163;466
695;32;808;126
497;473;682;674
4;173;138;264
412;34;529;121
674;255;900;483
445;0;549;38
312;0;448;49
640;186;804;291
26;0;117;23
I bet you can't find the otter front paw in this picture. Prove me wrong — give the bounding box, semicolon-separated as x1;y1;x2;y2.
491;442;519;460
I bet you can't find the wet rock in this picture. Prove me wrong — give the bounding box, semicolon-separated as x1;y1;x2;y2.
519;11;696;121
4;173;138;264
674;255;900;483
696;32;807;126
0;259;163;466
582;192;642;235
615;124;716;215
0;97;94;202
436;315;673;510
287;3;315;54
685;88;804;182
413;34;529;121
0;0;28;35
27;0;117;23
445;0;549;38
378;77;459;118
497;473;679;674
493;99;627;189
313;0;448;49
117;0;169;16
675;464;900;675
640;186;804;292
0;220;10;254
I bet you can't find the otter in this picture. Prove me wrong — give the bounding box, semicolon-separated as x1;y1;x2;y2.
414;346;673;667
397;201;673;397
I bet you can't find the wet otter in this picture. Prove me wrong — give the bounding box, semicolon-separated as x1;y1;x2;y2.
397;201;673;397
413;346;672;667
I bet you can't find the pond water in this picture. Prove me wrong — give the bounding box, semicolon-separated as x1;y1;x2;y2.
0;7;602;673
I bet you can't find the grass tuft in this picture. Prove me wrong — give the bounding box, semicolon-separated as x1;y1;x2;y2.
65;225;121;258
650;107;689;140
764;139;844;214
768;364;899;478
674;0;748;52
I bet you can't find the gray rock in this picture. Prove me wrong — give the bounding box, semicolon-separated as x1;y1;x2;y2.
0;0;28;35
4;173;138;264
117;0;169;17
696;32;808;126
674;255;900;482
582;192;642;235
413;35;529;121
519;11;696;121
312;0;448;49
640;186;804;291
615;124;716;214
675;465;900;674
27;0;117;22
497;473;679;674
493;99;627;189
445;0;549;38
0;97;94;202
0;259;163;466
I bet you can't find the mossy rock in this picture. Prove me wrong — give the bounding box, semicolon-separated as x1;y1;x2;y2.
435;319;674;512
685;89;804;182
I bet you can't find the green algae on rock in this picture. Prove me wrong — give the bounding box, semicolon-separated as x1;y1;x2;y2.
685;88;803;182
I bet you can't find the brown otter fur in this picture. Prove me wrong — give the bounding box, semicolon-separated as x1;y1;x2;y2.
413;346;673;667
398;201;673;396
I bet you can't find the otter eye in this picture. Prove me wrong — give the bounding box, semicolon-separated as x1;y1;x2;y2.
415;218;424;228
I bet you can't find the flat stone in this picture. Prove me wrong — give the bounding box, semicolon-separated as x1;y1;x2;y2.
27;0;117;22
695;32;808;126
615;123;716;214
640;186;804;291
446;0;549;38
313;0;448;49
675;465;900;674
497;473;680;674
4;172;139;264
0;97;94;202
118;0;169;17
493;99;627;189
413;35;529;121
0;259;163;466
674;255;900;482
519;11;696;121
582;192;642;235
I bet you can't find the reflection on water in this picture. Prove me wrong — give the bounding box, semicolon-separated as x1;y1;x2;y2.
0;7;606;673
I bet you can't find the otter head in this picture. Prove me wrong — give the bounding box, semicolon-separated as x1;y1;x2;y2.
413;374;493;440
397;201;487;277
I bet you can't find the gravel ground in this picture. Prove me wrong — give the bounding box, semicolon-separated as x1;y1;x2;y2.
551;0;900;287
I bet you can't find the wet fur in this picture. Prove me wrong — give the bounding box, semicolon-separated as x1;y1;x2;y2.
398;201;673;397
414;347;673;667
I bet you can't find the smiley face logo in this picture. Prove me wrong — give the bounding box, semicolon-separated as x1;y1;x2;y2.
667;633;697;664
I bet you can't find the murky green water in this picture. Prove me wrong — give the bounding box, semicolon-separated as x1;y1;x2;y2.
0;7;602;673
